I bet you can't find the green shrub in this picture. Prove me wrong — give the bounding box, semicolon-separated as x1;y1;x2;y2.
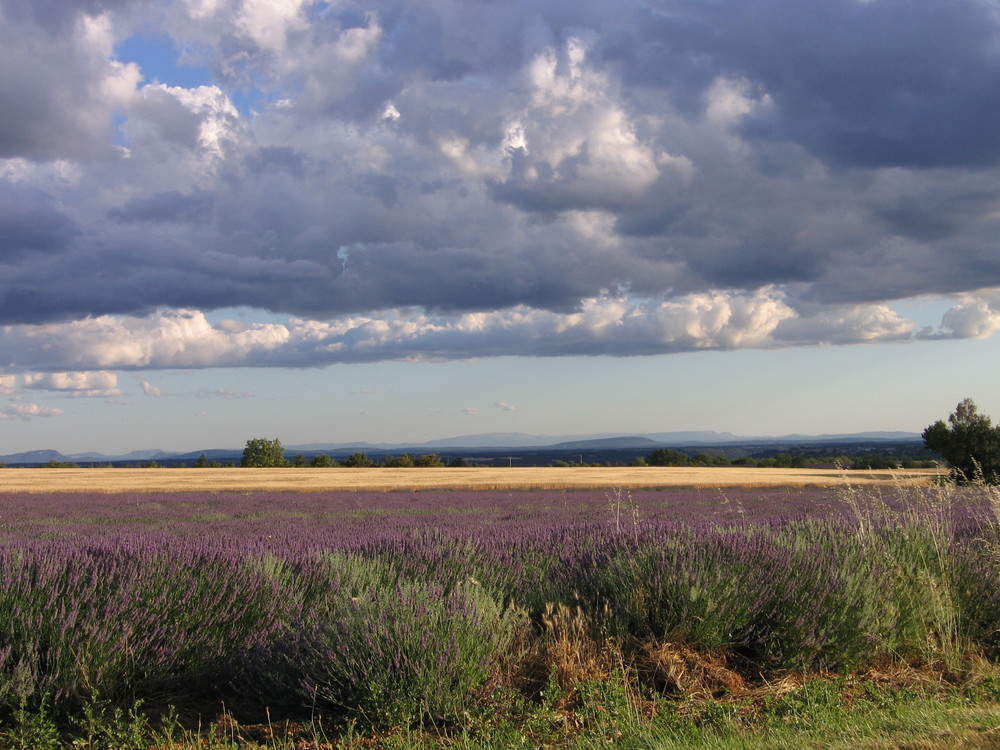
293;578;520;728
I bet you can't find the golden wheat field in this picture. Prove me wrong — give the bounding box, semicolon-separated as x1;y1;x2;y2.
0;466;942;492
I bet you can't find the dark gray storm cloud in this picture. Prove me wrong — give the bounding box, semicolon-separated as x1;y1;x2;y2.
0;183;78;260
623;0;1000;168
3;0;1000;366
0;0;138;160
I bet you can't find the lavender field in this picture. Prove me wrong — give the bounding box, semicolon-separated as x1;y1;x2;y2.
1;483;998;739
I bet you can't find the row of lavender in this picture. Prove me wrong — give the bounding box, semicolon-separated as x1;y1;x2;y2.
0;484;998;728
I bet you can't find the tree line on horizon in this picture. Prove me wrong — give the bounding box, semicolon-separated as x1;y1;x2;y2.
239;438;457;468
237;438;936;471
13;399;996;480
236;400;1000;480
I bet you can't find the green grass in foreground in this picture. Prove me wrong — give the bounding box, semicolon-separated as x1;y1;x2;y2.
625;685;1000;750
2;673;999;749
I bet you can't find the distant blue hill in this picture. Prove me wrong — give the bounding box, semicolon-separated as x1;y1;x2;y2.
551;437;661;450
0;430;922;465
1;449;70;464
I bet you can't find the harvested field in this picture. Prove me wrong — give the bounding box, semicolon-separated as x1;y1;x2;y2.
0;465;942;492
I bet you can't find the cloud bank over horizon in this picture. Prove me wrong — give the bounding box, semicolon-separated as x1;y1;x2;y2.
4;0;1000;404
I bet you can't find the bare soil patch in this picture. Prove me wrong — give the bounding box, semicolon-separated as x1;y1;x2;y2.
0;466;942;493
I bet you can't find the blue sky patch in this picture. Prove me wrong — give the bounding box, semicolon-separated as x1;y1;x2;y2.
116;33;212;90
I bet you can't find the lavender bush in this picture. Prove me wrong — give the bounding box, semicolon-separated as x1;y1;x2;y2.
0;482;995;734
0;544;292;718
285;577;520;727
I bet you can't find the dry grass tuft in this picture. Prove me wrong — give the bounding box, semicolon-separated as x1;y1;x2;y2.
510;603;625;716
541;604;612;701
639;641;747;699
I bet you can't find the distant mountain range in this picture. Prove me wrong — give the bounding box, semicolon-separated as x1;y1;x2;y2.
0;430;922;465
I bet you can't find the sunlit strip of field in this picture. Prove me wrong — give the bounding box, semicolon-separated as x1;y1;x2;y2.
0;466;943;493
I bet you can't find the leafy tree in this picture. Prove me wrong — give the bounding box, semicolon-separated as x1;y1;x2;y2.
310;454;336;467
241;438;287;467
414;453;444;467
922;398;1000;484
690;452;730;466
853;454;899;470
384;453;416;467
773;452;806;469
343;452;373;468
194;453;209;468
646;448;689;466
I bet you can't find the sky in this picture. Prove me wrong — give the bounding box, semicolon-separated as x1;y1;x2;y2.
3;0;1000;455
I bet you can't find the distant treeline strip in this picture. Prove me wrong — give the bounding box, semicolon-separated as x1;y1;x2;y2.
17;444;938;471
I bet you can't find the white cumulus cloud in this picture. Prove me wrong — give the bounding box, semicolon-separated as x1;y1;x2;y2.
22;371;121;397
139;380;164;397
0;287;932;375
933;296;1000;339
0;403;63;421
